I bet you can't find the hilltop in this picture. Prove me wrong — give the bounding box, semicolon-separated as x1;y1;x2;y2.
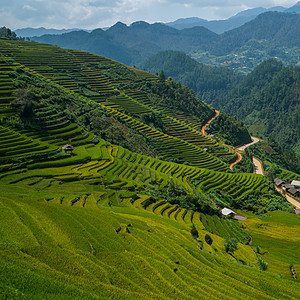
0;38;299;298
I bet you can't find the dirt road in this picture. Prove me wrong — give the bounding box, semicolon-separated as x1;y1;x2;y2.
275;187;300;209
252;157;264;175
230;137;260;170
201;110;219;135
237;137;260;151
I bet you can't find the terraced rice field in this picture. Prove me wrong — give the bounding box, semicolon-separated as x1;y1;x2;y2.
0;40;234;171
0;39;299;299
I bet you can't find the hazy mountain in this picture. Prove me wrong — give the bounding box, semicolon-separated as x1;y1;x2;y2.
15;27;92;38
32;12;300;67
33;22;217;65
208;12;300;56
166;5;290;33
285;1;300;13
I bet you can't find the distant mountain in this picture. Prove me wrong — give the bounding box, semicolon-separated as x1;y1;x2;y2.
285;1;300;13
15;27;92;38
33;22;218;65
165;4;295;33
32;12;300;68
208;12;300;56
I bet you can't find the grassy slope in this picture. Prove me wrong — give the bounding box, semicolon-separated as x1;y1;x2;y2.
0;39;299;298
0;191;299;299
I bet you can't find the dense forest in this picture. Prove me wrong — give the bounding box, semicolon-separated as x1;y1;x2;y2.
141;50;242;104
214;59;299;164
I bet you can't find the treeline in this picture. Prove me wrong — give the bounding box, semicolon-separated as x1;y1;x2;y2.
0;27;23;40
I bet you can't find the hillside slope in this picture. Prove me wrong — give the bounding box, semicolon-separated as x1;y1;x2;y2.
212;59;300;164
0;39;299;298
141;50;242;105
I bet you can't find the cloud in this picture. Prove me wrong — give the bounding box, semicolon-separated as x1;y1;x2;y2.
0;0;298;30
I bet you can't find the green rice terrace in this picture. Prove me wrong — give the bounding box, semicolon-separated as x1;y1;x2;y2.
0;39;299;299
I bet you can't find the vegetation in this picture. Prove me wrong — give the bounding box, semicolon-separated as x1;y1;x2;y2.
32;12;300;71
0;27;21;40
212;59;299;165
141;50;242;104
257;257;269;271
224;238;238;254
0;37;299;299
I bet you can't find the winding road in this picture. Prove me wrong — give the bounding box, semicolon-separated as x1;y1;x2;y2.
201;110;219;135
201;111;300;210
201;111;261;171
252;157;264;175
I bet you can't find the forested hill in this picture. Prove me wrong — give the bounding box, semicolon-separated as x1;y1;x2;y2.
141;50;242;104
208;11;300;56
32;12;300;68
33;22;217;66
213;59;300;163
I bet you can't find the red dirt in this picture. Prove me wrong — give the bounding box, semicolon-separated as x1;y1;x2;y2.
201;110;220;135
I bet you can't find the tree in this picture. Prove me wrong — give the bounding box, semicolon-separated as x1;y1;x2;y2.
205;234;213;245
158;70;166;81
224;238;238;253
190;224;199;239
257;257;268;271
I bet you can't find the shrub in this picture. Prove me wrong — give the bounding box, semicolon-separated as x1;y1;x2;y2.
205;234;213;245
224;238;238;253
190;224;199;239
257;257;268;271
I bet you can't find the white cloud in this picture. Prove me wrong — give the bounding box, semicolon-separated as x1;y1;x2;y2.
0;0;298;30
23;5;37;11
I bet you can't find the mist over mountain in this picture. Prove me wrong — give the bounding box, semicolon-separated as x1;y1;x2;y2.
15;27;92;38
165;3;300;33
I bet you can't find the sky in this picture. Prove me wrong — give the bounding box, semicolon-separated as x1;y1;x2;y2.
1;0;299;30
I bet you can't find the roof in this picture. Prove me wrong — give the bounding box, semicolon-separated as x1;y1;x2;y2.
282;184;294;190
291;180;300;187
62;144;74;150
221;207;236;216
274;178;284;186
288;188;300;196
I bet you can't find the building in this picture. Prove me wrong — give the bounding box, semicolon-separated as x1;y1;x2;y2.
274;178;285;187
221;208;236;216
288;188;300;198
282;184;294;191
62;144;74;153
291;180;300;188
221;207;247;220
